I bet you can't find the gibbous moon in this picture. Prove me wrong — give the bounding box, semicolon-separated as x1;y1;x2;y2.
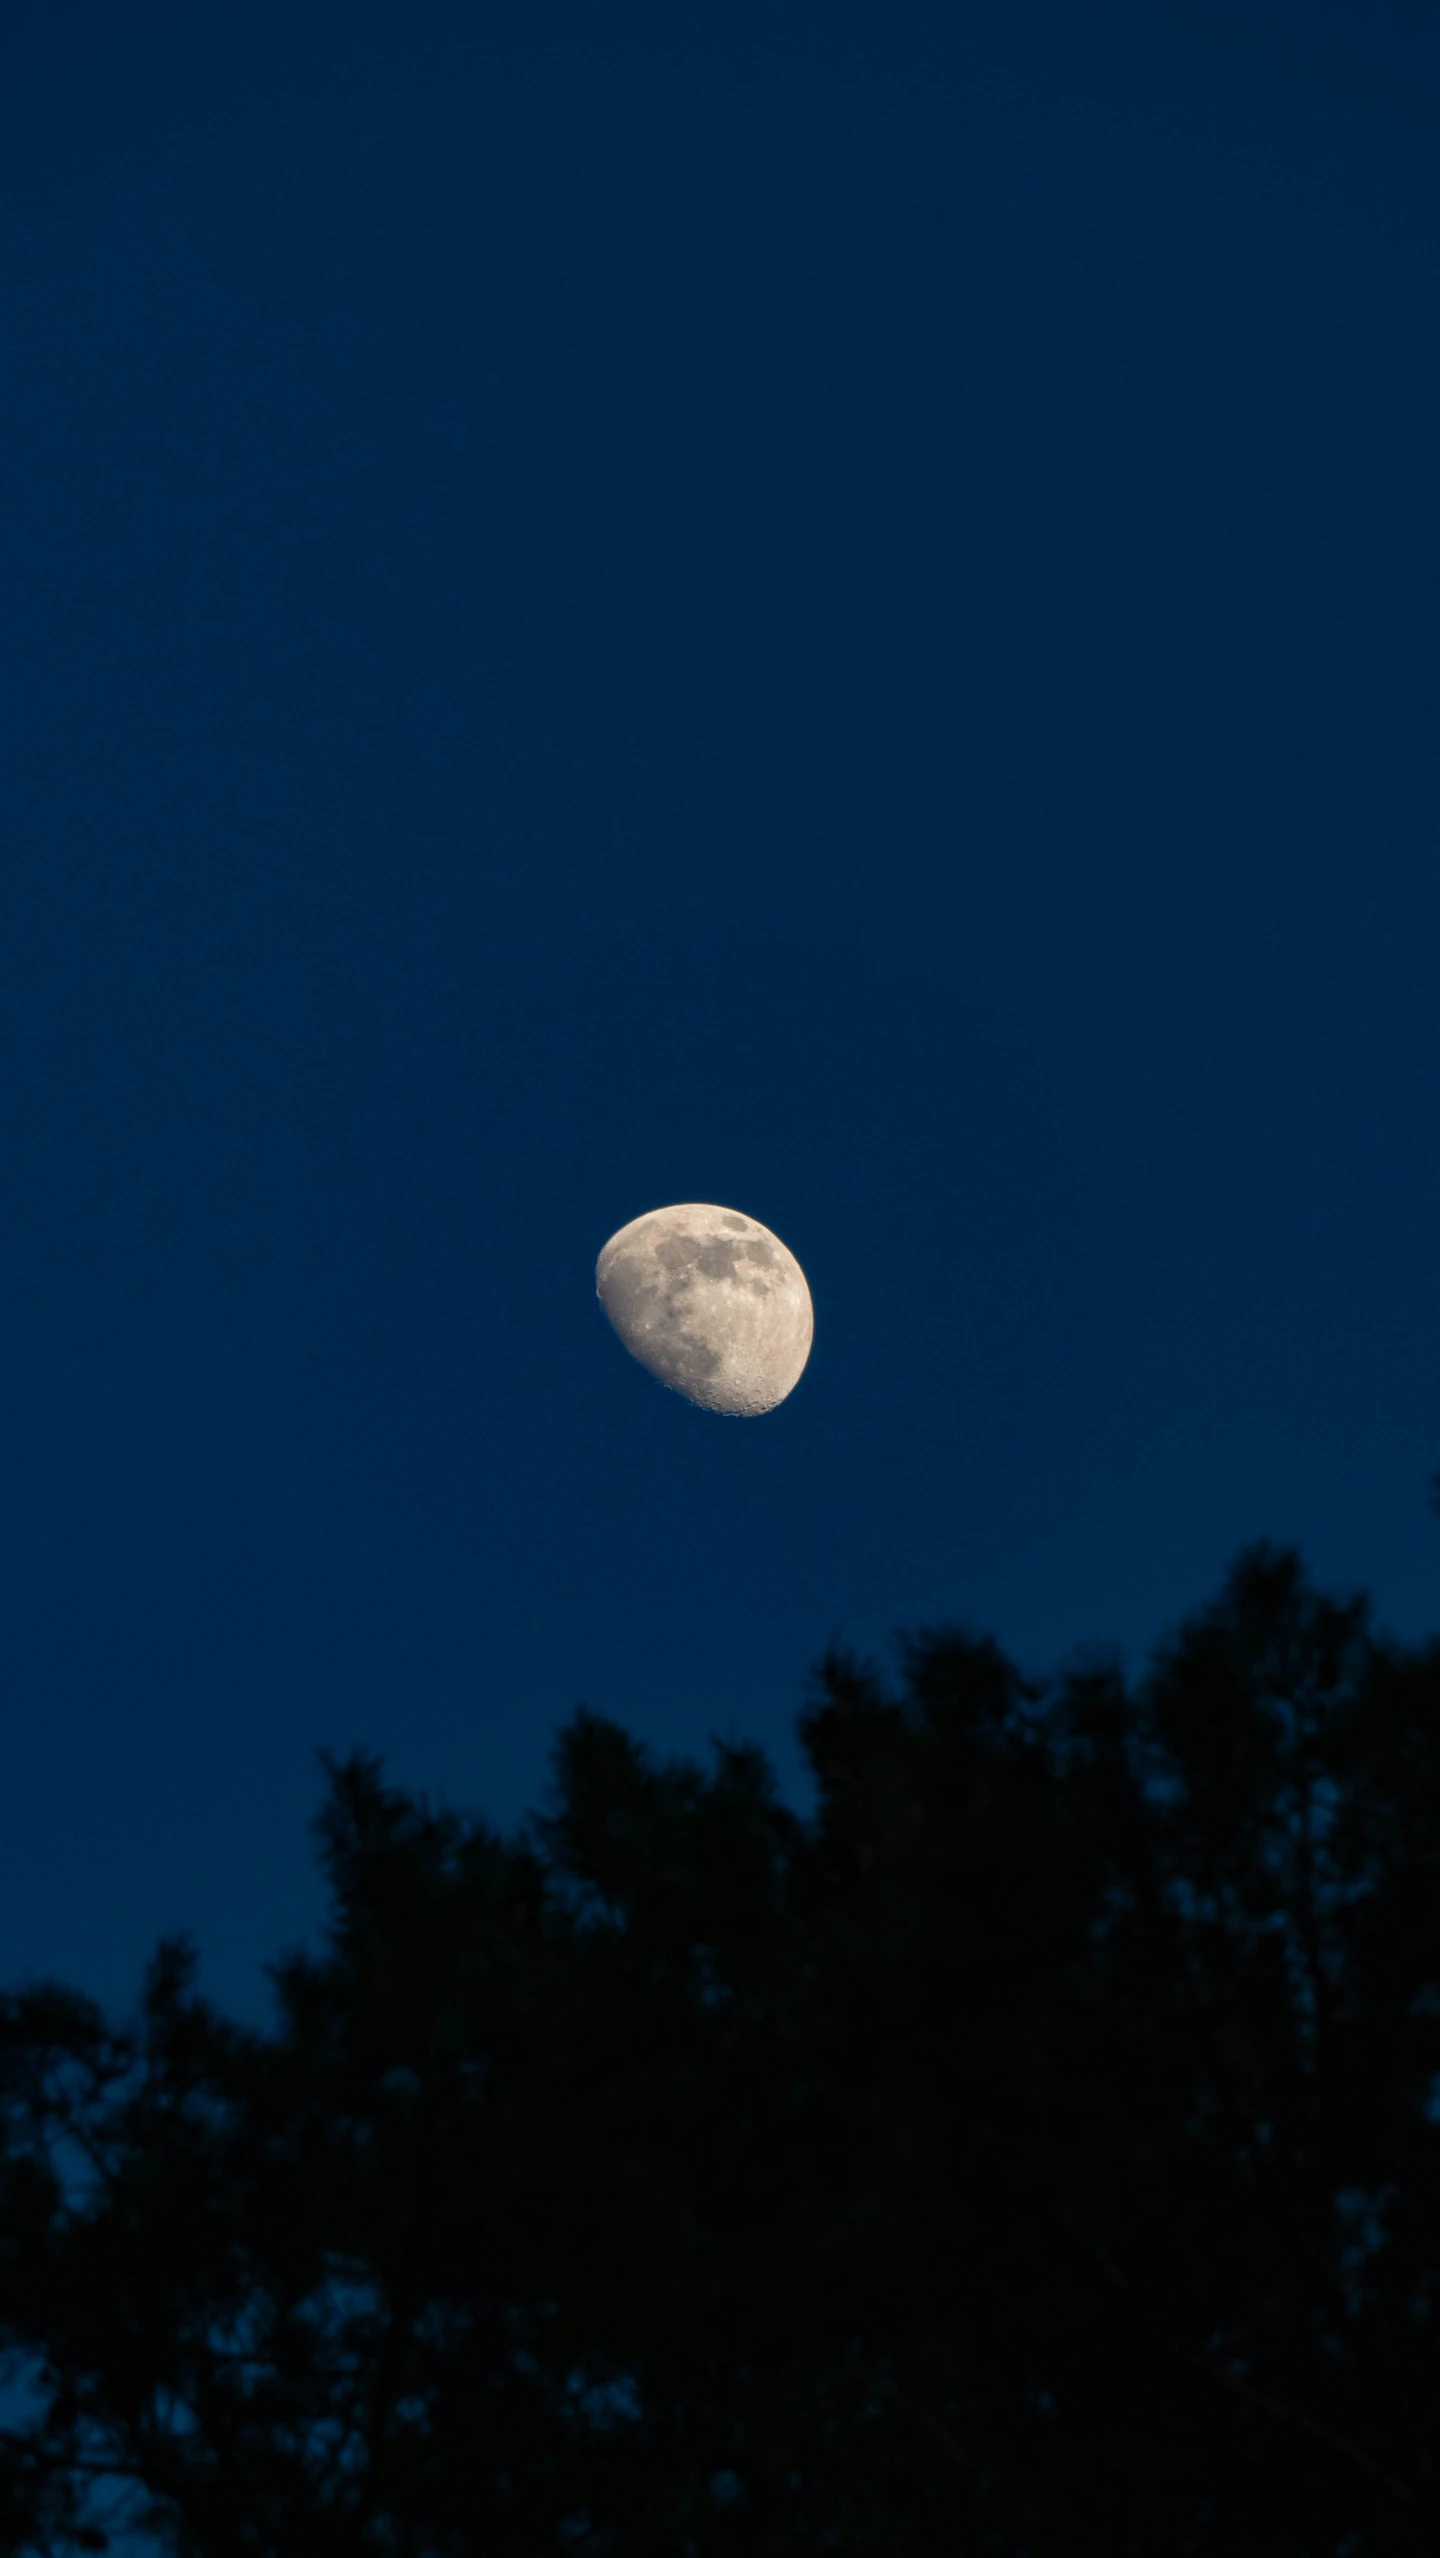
596;1203;813;1416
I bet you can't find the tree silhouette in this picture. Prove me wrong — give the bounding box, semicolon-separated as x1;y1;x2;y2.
1;1537;1438;2553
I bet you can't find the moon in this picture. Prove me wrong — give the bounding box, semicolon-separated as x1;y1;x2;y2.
596;1203;813;1416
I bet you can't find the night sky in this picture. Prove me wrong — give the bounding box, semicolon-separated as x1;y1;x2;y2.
3;0;1439;2039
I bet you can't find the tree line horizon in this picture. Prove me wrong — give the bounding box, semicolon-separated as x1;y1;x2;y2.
3;1506;1440;2554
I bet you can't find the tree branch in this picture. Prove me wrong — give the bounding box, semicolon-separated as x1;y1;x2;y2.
1078;2221;1421;2521
1175;1942;1424;2470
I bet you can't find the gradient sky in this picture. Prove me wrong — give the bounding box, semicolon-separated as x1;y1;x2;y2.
2;0;1439;2040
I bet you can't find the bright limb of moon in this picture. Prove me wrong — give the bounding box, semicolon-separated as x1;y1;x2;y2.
595;1203;813;1416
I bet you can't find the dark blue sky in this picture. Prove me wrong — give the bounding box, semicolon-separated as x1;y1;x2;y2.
2;0;1439;2036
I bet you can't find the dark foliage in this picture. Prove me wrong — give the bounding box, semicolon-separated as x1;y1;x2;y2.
2;1539;1439;2553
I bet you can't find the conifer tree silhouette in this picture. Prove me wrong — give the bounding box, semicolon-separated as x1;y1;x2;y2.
1;1538;1438;2553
